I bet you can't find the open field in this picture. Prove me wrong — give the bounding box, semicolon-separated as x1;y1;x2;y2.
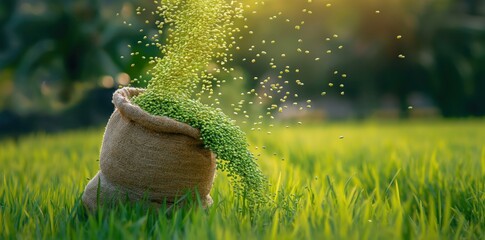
1;120;484;239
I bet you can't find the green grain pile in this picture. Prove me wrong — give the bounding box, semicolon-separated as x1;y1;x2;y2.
132;0;267;209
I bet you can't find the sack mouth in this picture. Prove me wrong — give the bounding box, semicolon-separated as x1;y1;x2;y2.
112;87;201;139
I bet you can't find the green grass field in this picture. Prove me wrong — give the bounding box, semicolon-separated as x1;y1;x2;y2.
1;120;484;239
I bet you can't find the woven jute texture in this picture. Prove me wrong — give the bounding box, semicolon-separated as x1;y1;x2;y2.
82;88;216;211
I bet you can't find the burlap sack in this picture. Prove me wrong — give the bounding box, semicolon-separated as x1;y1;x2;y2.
82;87;216;211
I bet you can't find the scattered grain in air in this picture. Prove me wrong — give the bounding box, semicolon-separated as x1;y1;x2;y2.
339;84;344;88
326;3;332;7
397;35;402;39
375;10;380;14
334;71;339;75
315;58;320;61
132;0;267;208
339;136;344;139
342;74;347;78
408;106;414;110
341;91;345;95
329;83;334;87
398;54;406;59
321;92;327;96
338;45;344;49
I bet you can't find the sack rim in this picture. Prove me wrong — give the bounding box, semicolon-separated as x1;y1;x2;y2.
112;87;201;139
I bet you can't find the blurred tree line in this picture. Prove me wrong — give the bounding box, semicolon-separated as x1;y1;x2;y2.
234;0;485;118
0;0;158;136
346;0;485;117
0;0;484;136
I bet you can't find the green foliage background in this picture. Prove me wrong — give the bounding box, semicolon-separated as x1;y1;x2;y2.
0;0;484;121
